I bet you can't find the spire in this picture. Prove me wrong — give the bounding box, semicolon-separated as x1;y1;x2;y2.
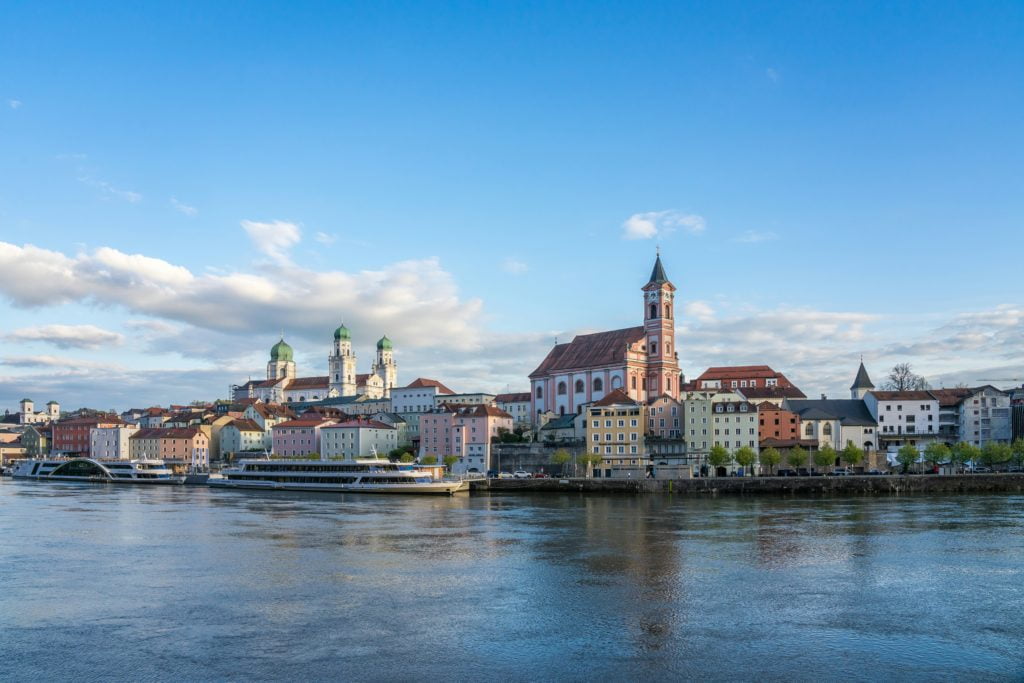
648;252;669;285
850;360;874;390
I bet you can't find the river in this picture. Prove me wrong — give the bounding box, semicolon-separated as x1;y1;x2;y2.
1;480;1022;681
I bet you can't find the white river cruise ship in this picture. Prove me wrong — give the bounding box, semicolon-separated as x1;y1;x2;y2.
11;458;186;485
209;458;469;495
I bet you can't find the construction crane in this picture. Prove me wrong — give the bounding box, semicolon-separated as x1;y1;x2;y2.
975;378;1022;382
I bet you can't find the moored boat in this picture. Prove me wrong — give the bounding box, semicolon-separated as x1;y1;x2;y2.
209;458;469;495
11;458;186;485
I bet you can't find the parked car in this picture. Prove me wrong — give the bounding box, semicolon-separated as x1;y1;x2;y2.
532;472;549;479
776;469;798;477
497;471;514;479
486;469;498;478
513;470;531;479
826;468;850;477
972;466;992;473
866;469;884;475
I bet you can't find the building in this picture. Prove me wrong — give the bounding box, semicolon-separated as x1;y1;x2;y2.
243;403;295;450
529;255;682;421
369;412;411;448
647;395;682;439
584;389;645;460
784;399;879;468
271;417;337;457
390;378;455;414
850;361;875;399
138;408;171;429
711;400;759;458
681;390;715;464
129;427;210;468
89;424;140;460
419;404;513;474
495;392;532;429
13;398;60;425
687;366;797;392
434;393;497;409
757;402;801;444
736;385;807;406
20;425;51;458
931;386;1011;447
320;419;398;459
52;415;122;457
864;391;941;453
234;326;399;404
219;419;265;458
0;439;26;465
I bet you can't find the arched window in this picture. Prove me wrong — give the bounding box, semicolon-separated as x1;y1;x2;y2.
611;376;622;390
666;304;672;318
666;378;672;392
805;423;813;436
536;386;543;399
557;381;567;395
593;378;604;392
631;376;637;390
575;379;584;393
651;342;658;355
559;406;565;416
650;303;657;319
823;423;832;436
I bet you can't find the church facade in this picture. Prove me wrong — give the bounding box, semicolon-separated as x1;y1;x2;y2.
233;325;398;404
529;254;682;420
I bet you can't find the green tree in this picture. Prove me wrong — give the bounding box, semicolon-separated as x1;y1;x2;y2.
787;445;807;471
707;445;733;474
734;446;757;476
841;442;864;469
896;444;919;473
443;455;459;471
1012;439;1024;469
550;449;571;475
923;442;951;471
579;452;603;477
813;445;836;473
760;447;782;475
951;442;980;473
399;453;415;463
421;455;438;466
980;442;1012;470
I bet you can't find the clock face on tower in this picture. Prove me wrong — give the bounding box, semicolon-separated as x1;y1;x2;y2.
647;291;659;302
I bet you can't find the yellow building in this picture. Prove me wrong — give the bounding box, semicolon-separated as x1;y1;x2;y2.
585;389;646;470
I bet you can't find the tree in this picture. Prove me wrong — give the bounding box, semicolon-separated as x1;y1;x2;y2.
1011;439;1024;469
421;455;438;466
399;453;415;463
896;445;919;473
707;445;733;474
760;447;782;475
734;446;756;476
841;442;864;469
951;442;980;473
980;442;1012;470
579;452;603;477
923;442;951;471
813;445;836;473
443;455;459;471
882;362;929;391
550;449;571;475
787;445;807;471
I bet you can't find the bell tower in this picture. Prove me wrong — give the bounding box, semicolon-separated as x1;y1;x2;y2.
642;251;679;400
372;335;398;397
328;324;358;397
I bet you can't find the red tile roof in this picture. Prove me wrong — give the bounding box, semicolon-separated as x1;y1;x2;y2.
405;378;456;394
930;388;974;407
273;418;335;429
288;376;330;390
593;388;638;407
323;419;395;430
737;386;807;400
495;392;531;403
228;419;263;432
870;391;936;401
251;404;296;419
529;327;644;378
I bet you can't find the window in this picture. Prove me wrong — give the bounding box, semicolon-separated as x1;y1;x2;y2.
650;303;657;319
805;423;813;436
631;376;637;390
557;382;567;395
651;342;658;355
823;423;832;436
575;379;584;393
535;386;543;399
592;420;599;428
593;378;603;392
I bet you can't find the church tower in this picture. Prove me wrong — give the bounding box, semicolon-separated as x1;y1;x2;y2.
642;252;680;400
328;324;358;397
850;360;874;399
371;335;398;396
266;338;296;381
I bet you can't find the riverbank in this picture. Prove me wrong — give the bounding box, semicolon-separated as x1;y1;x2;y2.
471;473;1024;496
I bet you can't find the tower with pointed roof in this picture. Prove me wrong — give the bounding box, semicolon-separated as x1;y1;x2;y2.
371;335;398;397
328;323;358;397
850;360;875;399
642;252;680;400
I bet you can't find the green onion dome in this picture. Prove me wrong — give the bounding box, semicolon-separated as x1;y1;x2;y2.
377;335;392;351
334;324;351;341
270;338;294;362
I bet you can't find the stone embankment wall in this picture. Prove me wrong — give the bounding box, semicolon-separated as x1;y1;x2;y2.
471;474;1024;496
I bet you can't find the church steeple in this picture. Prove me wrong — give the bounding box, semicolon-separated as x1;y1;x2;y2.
850;359;874;399
648;251;669;286
641;251;679;400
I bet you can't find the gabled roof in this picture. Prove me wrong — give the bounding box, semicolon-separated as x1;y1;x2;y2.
869;391;936;402
930;388;974;407
529;327;644;378
322;419;395;430
287;376;329;390
495;392;531;403
737;386;807;400
541;413;578;430
272;418;335;429
593;388;637;407
250;403;296;419
697;365;785;380
228;419;263;433
851;361;875;390
404;378;455;394
786;399;877;427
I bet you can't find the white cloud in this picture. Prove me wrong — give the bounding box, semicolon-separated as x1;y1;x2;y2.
241;220;302;264
314;231;337;245
78;175;142;203
733;230;778;243
1;355;113;371
502;258;528;274
170;197;198;217
8;99;22;109
683;300;715;323
5;324;124;350
622;210;705;240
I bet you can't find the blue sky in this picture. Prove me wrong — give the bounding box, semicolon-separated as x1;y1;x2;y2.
1;1;1023;409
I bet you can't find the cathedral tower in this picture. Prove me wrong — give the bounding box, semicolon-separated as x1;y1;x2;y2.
371;335;398;396
642;253;680;400
328;324;358;397
267;338;296;381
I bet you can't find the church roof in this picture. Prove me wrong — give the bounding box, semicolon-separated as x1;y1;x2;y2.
786;399;876;427
529;326;644;378
850;361;875;390
648;254;669;285
288;376;329;390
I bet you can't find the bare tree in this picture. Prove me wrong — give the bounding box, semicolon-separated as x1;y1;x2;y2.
883;362;929;391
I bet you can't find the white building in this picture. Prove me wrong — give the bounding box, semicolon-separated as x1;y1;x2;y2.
320;419;398;459
243;403;295;450
391;378;456;414
864;390;940;453
219;419;265;457
932;385;1012;447
495;392;532;429
16;399;60;425
434;392;496;409
89;424;139;460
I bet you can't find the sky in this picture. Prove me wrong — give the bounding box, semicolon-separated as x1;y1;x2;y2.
1;1;1023;410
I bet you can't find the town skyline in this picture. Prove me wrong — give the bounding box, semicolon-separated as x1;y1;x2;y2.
2;2;1022;409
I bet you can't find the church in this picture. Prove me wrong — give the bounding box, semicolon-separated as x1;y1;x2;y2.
529;254;682;419
233;325;398;404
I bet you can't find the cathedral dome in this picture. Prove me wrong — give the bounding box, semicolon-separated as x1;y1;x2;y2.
270;338;294;362
334;324;351;341
377;335;392;351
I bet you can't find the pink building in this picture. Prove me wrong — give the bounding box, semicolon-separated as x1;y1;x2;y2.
419;404;513;474
271;418;336;457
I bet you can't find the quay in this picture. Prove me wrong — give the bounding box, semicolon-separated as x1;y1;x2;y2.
470;473;1024;497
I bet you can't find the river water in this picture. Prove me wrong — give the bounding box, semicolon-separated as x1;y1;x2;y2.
1;480;1022;681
